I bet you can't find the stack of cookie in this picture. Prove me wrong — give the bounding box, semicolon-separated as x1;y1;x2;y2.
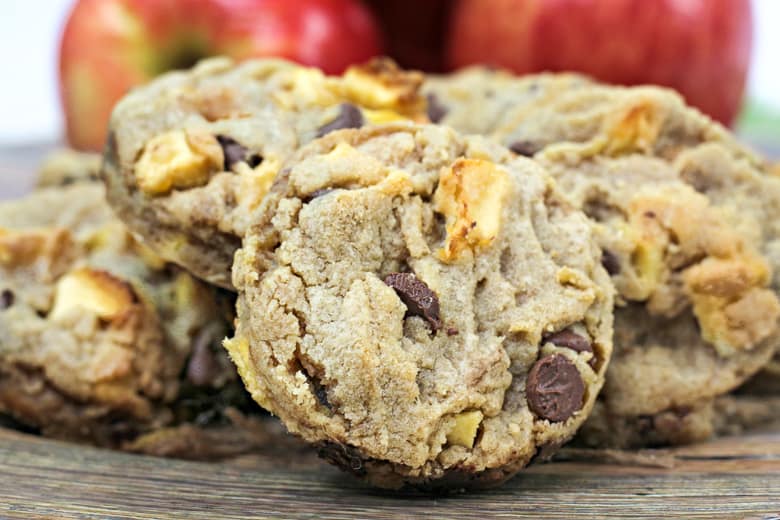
1;57;778;490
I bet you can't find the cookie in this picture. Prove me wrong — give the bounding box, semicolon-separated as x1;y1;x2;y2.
225;124;613;489
425;67;748;161
673;143;780;398
103;57;427;288
36;148;102;188
540;152;779;444
0;175;260;456
578;399;718;449
712;393;780;436
425;67;592;152
427;70;780;447
581;391;780;449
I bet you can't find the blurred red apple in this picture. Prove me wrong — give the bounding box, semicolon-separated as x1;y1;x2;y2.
447;0;752;126
365;0;454;72
60;0;384;151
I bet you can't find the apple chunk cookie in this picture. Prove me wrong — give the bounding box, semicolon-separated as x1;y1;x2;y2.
0;180;260;455
103;57;427;288
226;124;613;489
427;68;780;447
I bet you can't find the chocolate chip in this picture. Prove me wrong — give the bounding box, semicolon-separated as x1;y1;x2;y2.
546;328;597;369
384;272;442;332
0;289;14;309
546;329;591;353
509;140;540;157
426;93;448;123
313;381;331;410
216;135;262;170
526;354;585;422
447;327;459;336
316;442;367;477
104;131;119;168
681;168;717;194
601;249;621;275
304;188;334;202
316;103;364;137
186;327;221;387
247;154;263;168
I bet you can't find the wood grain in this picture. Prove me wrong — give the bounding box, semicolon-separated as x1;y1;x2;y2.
1;427;779;519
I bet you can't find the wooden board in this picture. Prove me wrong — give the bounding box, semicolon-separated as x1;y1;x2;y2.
1;426;780;519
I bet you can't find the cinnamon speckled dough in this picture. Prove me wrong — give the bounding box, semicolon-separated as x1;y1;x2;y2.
103;57;426;288
226;124;614;489
0;176;260;456
427;69;780;447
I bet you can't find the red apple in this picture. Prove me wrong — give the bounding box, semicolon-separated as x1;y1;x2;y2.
447;0;752;126
59;0;384;151
365;0;454;72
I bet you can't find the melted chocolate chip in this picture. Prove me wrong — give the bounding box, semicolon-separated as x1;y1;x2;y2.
384;272;442;332
546;328;597;369
104;131;119;168
313;381;331;410
446;327;459;336
316;103;364;137
526;354;585;422
186;327;221;387
216;135;262;170
681;169;718;194
1;289;14;309
546;329;591;354
509;140;540;157
247;154;263;168
426;93;448;123
304;189;334;202
601;249;621;275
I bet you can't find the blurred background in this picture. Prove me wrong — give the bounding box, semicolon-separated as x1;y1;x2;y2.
0;0;778;149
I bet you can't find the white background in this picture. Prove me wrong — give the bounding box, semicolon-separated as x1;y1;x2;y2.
0;0;778;145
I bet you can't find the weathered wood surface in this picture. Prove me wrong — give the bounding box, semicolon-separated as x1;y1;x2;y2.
1;426;779;519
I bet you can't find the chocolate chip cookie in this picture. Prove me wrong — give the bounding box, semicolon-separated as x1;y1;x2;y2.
225;124;614;489
427;69;780;448
103;57;426;288
425;67;748;161
0;173;261;456
537;152;780;446
36;148;102;188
